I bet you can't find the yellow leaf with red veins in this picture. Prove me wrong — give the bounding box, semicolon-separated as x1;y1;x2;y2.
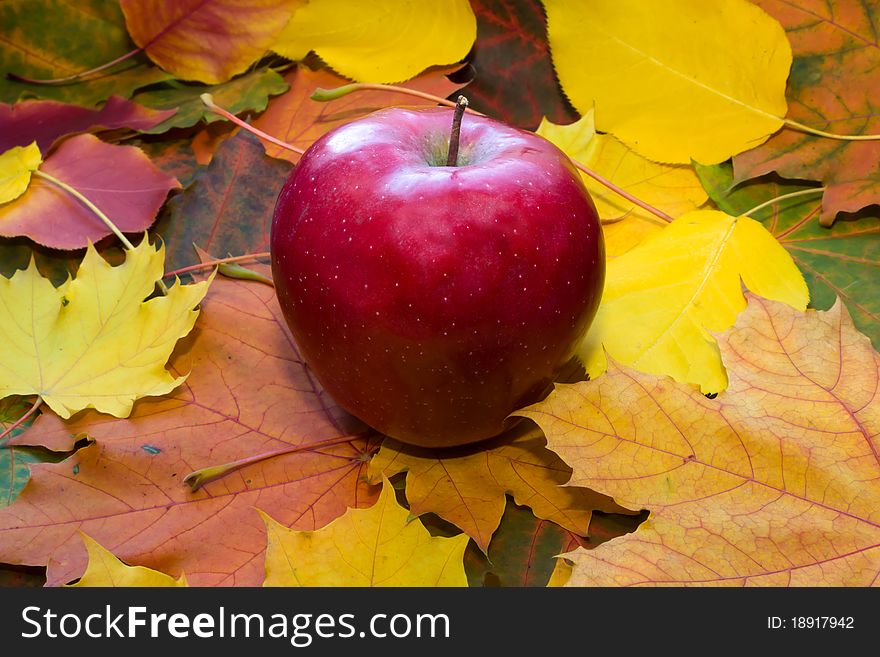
367;424;631;552
545;0;790;164
272;0;476;83
578;210;808;392
536;112;707;256
0;238;210;418
0;142;41;204
262;479;468;586
70;534;186;587
120;0;302;84
518;296;880;586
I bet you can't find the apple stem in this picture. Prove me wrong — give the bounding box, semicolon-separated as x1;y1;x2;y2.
7;47;144;85
310;83;677;224
0;396;42;443
446;95;469;166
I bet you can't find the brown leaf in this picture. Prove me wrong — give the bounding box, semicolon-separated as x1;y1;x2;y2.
732;0;880;225
155;130;292;273
0;267;380;586
251;65;466;162
518;296;880;586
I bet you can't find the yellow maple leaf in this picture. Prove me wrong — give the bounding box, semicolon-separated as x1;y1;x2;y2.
69;533;186;587
536;112;707;256
0;238;211;418
261;478;469;586
272;0;476;83
579;210;808;392
545;0;790;164
0;142;41;204
517;297;880;586
367;423;628;552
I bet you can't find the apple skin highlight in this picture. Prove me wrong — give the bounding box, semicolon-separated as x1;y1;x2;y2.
271;107;604;447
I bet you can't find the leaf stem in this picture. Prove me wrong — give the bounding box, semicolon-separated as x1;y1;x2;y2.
183;434;369;492
741;187;826;218
310;83;675;224
784;119;880;141
164;252;270;279
200;93;305;156
572;161;673;223
33;170;168;294
0;397;43;443
7;47;145;85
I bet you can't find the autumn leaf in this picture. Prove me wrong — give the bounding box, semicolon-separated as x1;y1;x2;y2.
262;478;468;586
0;237;209;418
367;423;630;552
537;111;707;256
733;0;880;225
578;209;808;392
0;0;170;106
158;131;293;273
119;0;299;84
70;534;187;587
272;0;476;84
519;296;880;586
696;161;880;349
133;69;289;134
0;96;177;153
0;142;41;204
463;498;586;587
0;267;379;586
251;65;465;163
545;0;790;164
441;0;576;130
0;135;179;249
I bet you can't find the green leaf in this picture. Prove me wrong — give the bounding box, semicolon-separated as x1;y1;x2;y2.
0;0;169;106
696;161;880;347
0;397;41;507
156;131;292;273
133;69;289;134
464;498;583;587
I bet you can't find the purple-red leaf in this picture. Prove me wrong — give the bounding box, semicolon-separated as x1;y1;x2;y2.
0;96;177;153
0;134;179;249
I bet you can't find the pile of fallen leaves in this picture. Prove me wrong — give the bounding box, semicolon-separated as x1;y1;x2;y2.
0;0;878;587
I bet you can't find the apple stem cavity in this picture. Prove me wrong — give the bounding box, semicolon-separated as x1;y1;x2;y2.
309;83;677;224
446;95;469;167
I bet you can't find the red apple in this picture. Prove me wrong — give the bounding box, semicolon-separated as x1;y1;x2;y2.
271;105;603;447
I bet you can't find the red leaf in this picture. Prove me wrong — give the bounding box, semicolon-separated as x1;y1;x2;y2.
0;134;179;249
464;0;577;129
0;96;177;153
